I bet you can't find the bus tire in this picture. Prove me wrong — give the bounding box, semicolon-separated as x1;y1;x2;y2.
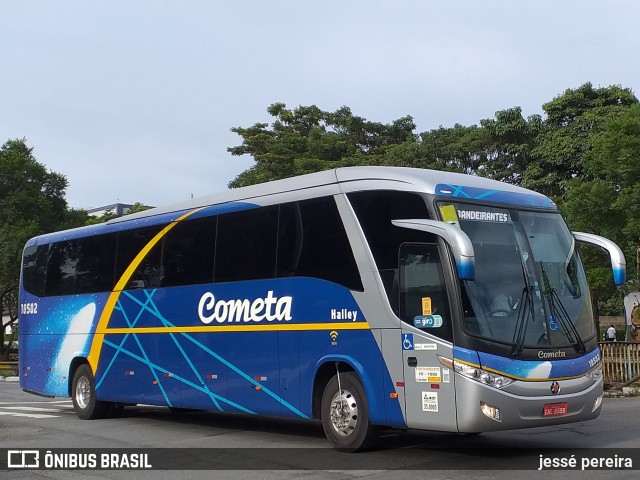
321;371;377;452
71;364;109;420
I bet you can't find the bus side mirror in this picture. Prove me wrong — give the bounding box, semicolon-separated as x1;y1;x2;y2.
392;219;475;280
572;232;626;285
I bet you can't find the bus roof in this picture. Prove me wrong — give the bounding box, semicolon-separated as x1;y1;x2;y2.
26;167;555;246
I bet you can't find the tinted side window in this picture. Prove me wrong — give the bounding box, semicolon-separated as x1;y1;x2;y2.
277;197;363;291
162;216;216;287
348;191;433;312
75;234;117;293
22;245;48;297
399;243;453;342
215;207;278;283
45;240;78;296
116;226;164;290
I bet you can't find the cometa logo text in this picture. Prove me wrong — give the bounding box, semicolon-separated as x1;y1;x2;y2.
537;350;566;359
198;291;293;324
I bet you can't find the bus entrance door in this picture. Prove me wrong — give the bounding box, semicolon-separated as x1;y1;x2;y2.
399;242;458;431
401;331;457;431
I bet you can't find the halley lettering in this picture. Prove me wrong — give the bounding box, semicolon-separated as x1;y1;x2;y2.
198;291;292;324
330;308;358;321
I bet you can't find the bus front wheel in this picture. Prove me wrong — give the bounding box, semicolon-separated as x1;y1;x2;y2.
320;371;377;451
71;364;109;420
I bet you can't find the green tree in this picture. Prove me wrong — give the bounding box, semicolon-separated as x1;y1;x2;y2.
562;103;640;313
525;83;638;199
0;139;81;359
228;103;415;187
479;107;542;185
381;123;488;174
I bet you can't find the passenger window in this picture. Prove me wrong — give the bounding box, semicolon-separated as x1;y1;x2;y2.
45;240;78;296
277;197;363;291
215;206;278;283
75;234;117;293
22;245;48;297
116;226;164;290
162;216;216;287
399;243;453;342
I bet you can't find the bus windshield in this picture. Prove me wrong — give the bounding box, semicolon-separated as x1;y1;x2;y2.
438;202;596;351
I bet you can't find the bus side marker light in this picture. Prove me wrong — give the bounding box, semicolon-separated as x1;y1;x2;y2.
153;380;158;385
206;374;218;380
480;401;501;422
255;385;262;391
390;392;399;399
125;371;135;376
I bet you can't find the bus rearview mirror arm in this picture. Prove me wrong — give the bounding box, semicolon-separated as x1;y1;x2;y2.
392;219;475;280
572;231;626;285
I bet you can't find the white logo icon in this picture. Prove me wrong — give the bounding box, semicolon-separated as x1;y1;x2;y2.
8;450;40;468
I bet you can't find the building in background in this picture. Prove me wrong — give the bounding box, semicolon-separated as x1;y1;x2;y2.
87;203;135;218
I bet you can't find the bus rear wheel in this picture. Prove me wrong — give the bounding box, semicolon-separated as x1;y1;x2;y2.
72;364;109;420
320;371;377;452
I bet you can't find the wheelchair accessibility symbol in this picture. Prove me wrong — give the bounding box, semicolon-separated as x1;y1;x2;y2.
402;333;414;350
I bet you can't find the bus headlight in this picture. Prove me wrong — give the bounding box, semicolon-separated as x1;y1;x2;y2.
452;360;514;389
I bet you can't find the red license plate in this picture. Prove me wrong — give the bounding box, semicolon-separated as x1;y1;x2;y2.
543;402;568;417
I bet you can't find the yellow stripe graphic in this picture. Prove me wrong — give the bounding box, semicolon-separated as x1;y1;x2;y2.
87;208;204;373
102;322;370;335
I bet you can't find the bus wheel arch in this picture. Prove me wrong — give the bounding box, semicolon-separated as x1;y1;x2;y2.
68;357;90;397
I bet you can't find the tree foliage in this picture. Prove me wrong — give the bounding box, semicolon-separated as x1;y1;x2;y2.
0;139;86;358
229;84;639;314
227;103;415;187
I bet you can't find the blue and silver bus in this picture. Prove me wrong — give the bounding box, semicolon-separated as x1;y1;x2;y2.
19;167;625;450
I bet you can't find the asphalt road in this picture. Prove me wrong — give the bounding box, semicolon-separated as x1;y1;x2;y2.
1;380;639;480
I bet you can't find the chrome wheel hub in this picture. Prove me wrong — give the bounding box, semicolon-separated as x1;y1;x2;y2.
329;389;358;436
75;376;91;409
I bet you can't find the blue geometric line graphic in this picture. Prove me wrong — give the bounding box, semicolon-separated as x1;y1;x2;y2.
141;289;222;411
179;332;309;419
96;290;158;390
102;339;254;413
122;294;174;407
99;289;308;418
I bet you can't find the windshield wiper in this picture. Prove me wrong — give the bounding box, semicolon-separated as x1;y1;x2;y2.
540;262;586;354
511;255;536;356
512;286;534;356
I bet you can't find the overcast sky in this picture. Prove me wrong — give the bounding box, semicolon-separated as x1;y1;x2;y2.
2;1;639;210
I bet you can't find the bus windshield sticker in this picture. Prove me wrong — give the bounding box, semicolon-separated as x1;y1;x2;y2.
421;297;432;315
414;315;443;329
456;210;509;223
439;204;460;227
